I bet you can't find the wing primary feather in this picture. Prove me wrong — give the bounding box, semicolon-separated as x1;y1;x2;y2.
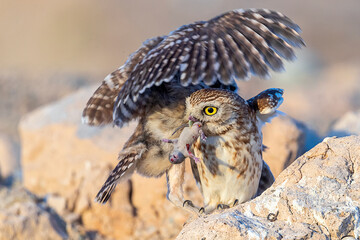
106;8;304;127
187;41;201;84
231;28;269;78
194;40;208;84
232;17;285;72
214;37;234;85
203;39;218;85
222;33;249;80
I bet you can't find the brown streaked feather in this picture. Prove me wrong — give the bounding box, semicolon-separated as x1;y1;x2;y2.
82;36;164;126
188;88;244;106
190;158;202;193
95;142;147;204
115;8;304;110
247;88;284;114
82;67;127;126
243;9;301;32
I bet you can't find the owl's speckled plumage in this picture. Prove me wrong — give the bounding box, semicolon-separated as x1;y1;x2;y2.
186;89;273;213
81;8;303;212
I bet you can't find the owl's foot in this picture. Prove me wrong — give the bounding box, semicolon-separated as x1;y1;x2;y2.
199;207;205;214
183;200;202;216
183;200;194;207
216;204;230;210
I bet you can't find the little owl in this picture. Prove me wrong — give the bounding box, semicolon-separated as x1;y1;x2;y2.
82;8;304;213
183;88;283;213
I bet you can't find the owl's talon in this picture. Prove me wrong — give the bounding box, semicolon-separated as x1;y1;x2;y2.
217;204;230;210
267;211;279;222
181;200;203;216
183;199;194;207
199;207;205;214
233;199;239;207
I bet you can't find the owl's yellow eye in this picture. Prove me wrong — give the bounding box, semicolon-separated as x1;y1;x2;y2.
204;106;218;116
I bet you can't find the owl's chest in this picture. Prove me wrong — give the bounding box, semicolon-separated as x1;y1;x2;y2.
193;132;263;205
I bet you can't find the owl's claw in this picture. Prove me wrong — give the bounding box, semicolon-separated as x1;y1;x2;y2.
183;199;194;207
182;200;203;216
217;204;230;210
233;199;239;207
199;207;205;214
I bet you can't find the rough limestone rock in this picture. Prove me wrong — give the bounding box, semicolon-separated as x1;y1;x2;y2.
19;85;306;239
0;187;69;240
0;187;107;240
177;136;360;240
328;109;360;137
262;115;306;177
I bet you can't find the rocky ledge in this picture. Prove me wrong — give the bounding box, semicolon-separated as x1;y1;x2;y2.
6;85;358;239
177;136;360;240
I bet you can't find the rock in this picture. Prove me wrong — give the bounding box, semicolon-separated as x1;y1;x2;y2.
0;187;68;240
19;85;307;239
46;194;67;215
177;136;360;240
262;115;306;178
0;134;21;185
328;109;360;137
0;187;107;240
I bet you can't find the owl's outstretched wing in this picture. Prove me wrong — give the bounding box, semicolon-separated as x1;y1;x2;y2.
82;36;164;126
113;8;304;127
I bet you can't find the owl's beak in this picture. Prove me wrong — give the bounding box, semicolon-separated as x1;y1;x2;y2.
188;115;200;122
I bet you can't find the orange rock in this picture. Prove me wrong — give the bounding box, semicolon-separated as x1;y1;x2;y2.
262;115;306;178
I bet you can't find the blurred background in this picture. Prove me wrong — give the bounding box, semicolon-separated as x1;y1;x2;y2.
1;0;360;239
1;0;360;142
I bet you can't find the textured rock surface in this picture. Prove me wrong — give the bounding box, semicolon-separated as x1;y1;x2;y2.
19;86;306;239
177;136;360;240
0;187;70;240
262;115;306;177
328;109;360;137
0;187;107;240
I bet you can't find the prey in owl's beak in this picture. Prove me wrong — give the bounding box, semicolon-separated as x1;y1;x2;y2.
171;116;201;136
163;116;206;165
171;123;188;136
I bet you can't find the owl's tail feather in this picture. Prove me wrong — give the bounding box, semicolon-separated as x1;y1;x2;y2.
95;143;146;204
95;182;117;204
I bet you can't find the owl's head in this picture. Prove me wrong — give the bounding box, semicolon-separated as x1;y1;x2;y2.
185;89;251;135
185;88;284;136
